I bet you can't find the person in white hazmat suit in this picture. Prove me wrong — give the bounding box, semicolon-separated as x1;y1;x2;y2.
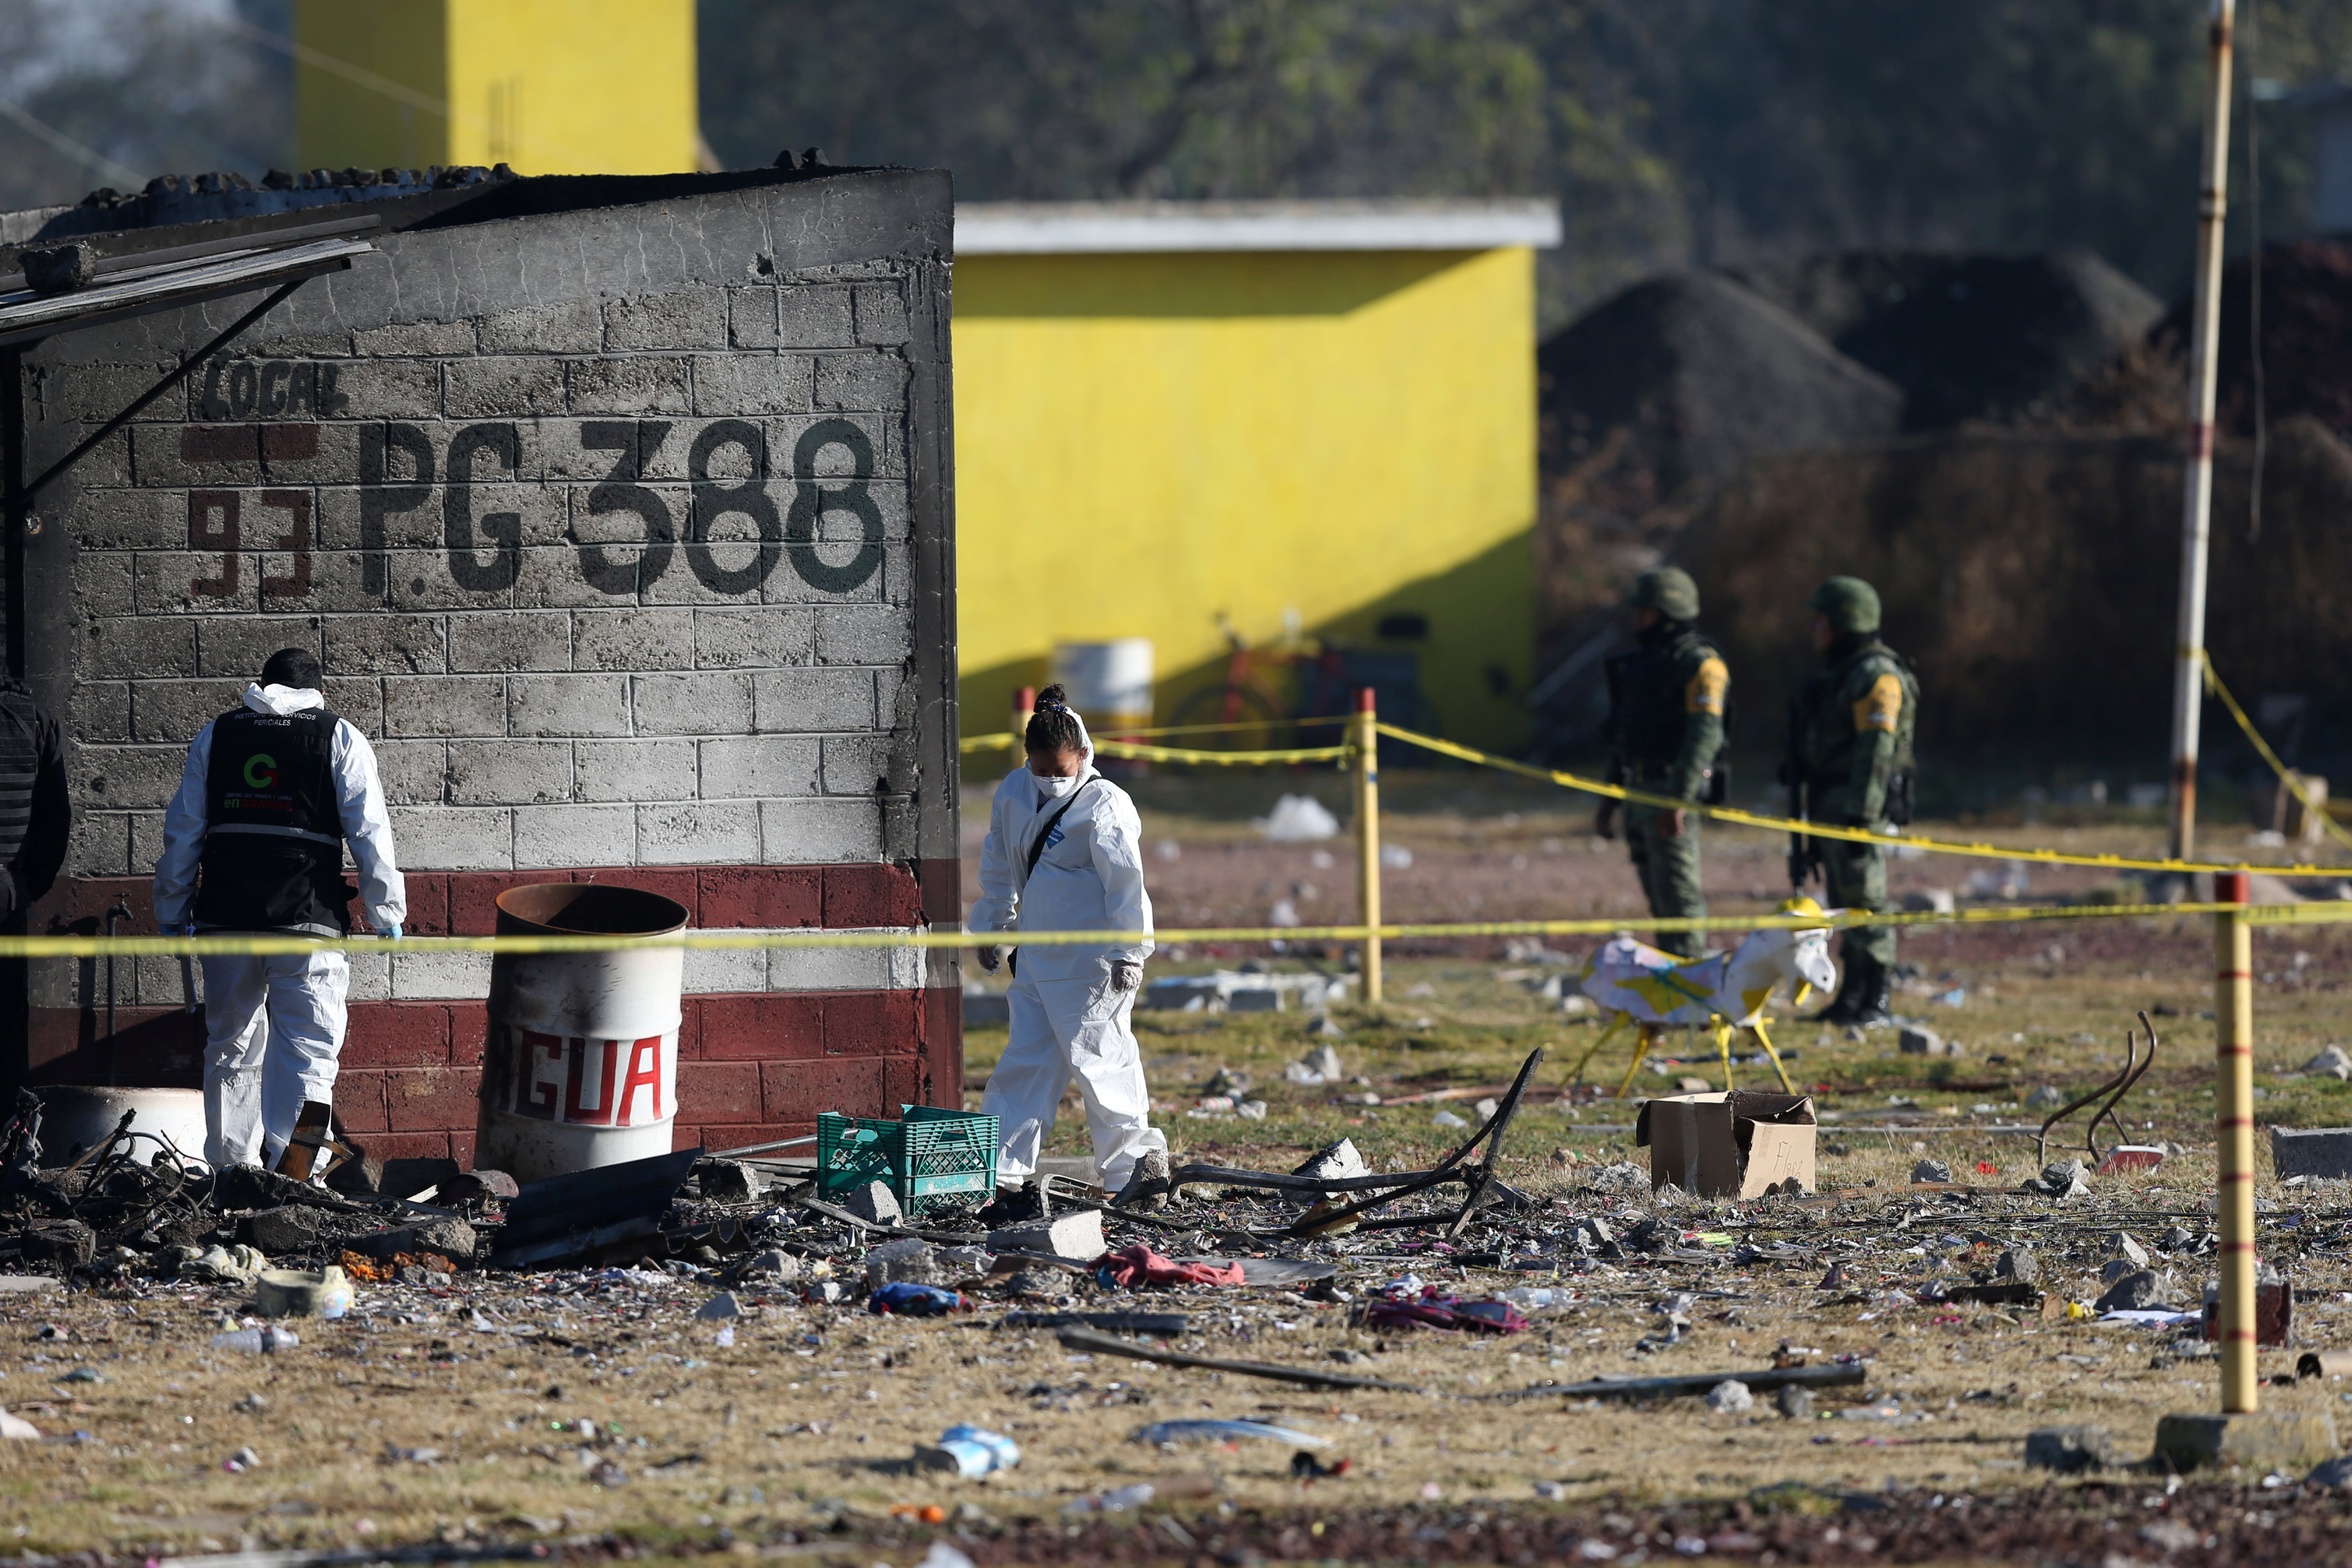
152;648;406;1172
968;685;1174;1217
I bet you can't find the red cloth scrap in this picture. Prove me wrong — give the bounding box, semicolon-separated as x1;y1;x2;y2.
1093;1242;1248;1289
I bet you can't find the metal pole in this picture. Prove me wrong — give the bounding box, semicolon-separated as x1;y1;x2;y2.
2215;869;2257;1412
1353;687;1382;1005
2169;0;2236;861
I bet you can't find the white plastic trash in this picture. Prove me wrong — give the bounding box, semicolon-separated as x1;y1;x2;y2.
1261;794;1341;842
474;883;689;1182
1052;640;1154;732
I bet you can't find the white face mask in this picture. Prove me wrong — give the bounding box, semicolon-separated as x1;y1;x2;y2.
1036;773;1080;799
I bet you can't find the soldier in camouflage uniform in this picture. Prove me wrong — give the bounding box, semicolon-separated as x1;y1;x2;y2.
1596;568;1728;960
1790;576;1919;1029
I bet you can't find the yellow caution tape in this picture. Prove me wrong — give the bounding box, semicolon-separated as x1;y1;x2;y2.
0;900;2265;959
1376;722;2352;879
2201;655;2352;855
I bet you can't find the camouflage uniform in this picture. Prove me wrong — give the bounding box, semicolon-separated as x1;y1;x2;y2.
1603;570;1728;960
1792;576;1919;1023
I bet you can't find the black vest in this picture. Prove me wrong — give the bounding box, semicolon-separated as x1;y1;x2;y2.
1604;628;1712;771
193;706;349;936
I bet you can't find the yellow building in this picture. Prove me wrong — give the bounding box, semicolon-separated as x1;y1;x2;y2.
292;0;700;176
954;200;1558;755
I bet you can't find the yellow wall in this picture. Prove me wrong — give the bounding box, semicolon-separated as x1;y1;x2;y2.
954;245;1538;754
294;0;698;175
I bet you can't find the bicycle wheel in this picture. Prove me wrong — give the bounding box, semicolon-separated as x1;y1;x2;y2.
1165;682;1291;762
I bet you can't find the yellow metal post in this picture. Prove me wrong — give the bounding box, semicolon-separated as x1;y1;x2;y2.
1353;688;1382;1005
2216;869;2258;1412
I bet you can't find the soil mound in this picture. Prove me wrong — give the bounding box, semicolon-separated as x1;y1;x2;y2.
1726;249;2162;429
1538;272;1902;500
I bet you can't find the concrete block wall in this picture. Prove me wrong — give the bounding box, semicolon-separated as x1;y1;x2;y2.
7;167;962;1161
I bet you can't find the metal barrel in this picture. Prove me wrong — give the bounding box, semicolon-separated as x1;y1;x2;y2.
474;883;690;1182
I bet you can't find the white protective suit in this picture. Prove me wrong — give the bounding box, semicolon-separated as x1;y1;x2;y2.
968;728;1165;1192
153;683;406;1169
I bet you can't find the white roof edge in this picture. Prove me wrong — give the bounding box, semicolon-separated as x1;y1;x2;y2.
955;198;1562;255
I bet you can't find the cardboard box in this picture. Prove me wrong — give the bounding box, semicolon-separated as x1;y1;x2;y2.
1635;1090;1817;1198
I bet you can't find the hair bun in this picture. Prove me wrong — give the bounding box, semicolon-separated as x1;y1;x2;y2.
1035;683;1068;705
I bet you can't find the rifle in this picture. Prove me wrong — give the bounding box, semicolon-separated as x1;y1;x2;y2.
1783;697;1814;889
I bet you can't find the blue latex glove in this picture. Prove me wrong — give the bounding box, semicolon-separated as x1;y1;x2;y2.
380;923;403;942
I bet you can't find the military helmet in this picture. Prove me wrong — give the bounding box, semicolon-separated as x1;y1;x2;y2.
1628;567;1699;622
1808;575;1882;635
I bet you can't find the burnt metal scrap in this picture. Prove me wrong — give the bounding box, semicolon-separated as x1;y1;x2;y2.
2036;1009;2159;1166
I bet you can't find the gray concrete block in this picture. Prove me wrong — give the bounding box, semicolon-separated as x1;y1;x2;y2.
56;429;130;488
760;797;882;863
448;739;574;805
605;291;728;351
568;357;692;415
327;677;385;738
515;547;630;610
259;421;364;484
769;944;911;994
513;803;635;868
683;943;767;996
380;548;513;613
449;611;571;672
692;606;814;668
815;604;911;665
67;810;130;877
986;1209;1103;1262
388;806;513;871
813;349;909;412
446;356;567;418
128;681;242;744
768;411;903;478
572;609;694;670
390;949;496;998
74;554;134;616
196;617;323;679
2024;1426;2116;1473
478;298;603;354
353;318;478;356
134;552;259;615
728;287;782;349
130;423;261;486
2273;1127;2352;1180
759;539;904;605
371;740;449;806
2156;1411;2340;1473
574;738;698;803
325;357;442;419
76;745;186;812
698;735;821;799
442;482;569;548
383;675;507;738
40;360;184;422
852;284;909;345
820;734;893;795
508;673;630;736
633;671;753;735
753;668;875;731
65;681;132;744
83;618;196;679
637;801;762;863
126;810;168;877
323;614;448;675
776;287;854;348
692;354;813;416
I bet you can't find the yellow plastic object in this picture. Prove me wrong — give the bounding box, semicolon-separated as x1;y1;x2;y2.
954;247;1538;758
294;0;700;175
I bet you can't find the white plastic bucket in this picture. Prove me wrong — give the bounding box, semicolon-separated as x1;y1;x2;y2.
474;883;689;1182
35;1086;206;1166
1052;639;1154;730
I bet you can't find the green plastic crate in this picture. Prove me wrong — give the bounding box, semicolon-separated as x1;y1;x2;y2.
814;1106;998;1214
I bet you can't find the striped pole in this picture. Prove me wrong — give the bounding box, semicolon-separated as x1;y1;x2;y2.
1353;688;1383;1005
2216;869;2257;1411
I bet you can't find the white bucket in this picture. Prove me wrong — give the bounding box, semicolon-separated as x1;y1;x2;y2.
35;1086;206;1167
1052;639;1154;730
474;883;689;1182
